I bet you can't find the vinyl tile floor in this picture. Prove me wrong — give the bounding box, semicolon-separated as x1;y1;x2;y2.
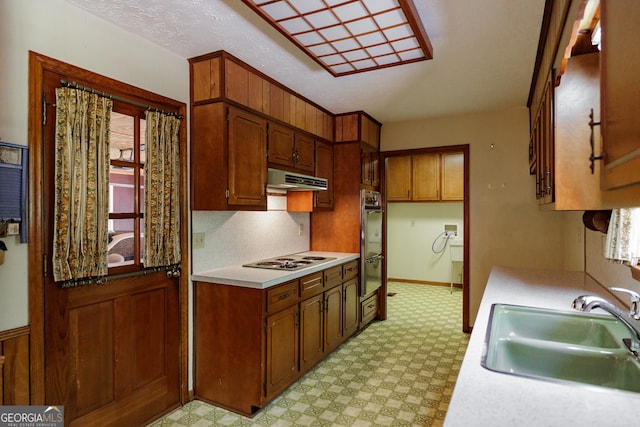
150;282;470;427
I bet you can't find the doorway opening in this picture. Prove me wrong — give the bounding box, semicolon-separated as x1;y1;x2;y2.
380;145;470;332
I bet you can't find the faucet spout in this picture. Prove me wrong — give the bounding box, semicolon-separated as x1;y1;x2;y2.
572;295;640;354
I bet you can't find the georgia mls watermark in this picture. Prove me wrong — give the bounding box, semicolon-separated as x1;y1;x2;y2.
0;406;63;427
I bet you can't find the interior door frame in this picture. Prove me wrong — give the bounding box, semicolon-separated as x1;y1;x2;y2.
27;51;190;404
380;144;470;333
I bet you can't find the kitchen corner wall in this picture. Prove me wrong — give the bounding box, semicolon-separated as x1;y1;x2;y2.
382;107;580;326
191;211;310;273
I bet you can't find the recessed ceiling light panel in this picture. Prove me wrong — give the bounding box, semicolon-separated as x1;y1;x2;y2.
241;0;433;76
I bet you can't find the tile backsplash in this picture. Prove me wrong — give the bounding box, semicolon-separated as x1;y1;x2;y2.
191;210;310;273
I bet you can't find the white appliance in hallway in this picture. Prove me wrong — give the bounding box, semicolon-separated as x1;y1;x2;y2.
361;190;383;296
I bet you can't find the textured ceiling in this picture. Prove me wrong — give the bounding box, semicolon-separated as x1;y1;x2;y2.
63;0;545;124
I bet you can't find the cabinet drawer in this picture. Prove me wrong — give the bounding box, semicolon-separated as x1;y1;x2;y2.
342;260;359;281
361;294;378;326
323;265;343;289
266;280;299;314
300;271;324;299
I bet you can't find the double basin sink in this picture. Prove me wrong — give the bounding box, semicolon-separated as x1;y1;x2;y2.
482;304;640;393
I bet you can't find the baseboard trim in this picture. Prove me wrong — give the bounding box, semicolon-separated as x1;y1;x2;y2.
387;278;462;288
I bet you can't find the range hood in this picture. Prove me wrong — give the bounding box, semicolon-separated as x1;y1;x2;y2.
267;168;327;191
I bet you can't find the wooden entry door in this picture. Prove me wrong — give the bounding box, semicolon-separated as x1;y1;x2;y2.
29;52;186;426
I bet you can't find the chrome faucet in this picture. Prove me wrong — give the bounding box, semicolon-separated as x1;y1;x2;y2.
572;287;640;357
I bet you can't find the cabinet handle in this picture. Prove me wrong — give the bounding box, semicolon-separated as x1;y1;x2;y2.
278;292;292;300
588;108;603;174
545;169;552;194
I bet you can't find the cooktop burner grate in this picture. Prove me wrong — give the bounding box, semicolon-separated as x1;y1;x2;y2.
243;254;336;271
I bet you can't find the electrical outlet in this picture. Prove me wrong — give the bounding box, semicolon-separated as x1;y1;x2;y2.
193;232;205;249
298;223;304;236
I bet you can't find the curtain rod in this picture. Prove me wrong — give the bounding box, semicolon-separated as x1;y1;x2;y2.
60;79;183;119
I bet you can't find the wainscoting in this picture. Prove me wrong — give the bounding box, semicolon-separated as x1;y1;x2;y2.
1;325;30;405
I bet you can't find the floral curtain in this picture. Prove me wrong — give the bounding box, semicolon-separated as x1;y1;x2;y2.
604;208;640;265
52;88;112;285
144;111;181;268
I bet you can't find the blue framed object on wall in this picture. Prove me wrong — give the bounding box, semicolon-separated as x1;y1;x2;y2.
0;141;28;243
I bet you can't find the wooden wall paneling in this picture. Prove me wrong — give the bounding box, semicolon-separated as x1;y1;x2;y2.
270;84;284;122
247;72;264;112
294;96;306;130
305;103;317;135
0;354;3;403
191;59;212;103
311;142;361;253
1;328;31;405
261;79;271;115
282;91;291;126
225;58;248;105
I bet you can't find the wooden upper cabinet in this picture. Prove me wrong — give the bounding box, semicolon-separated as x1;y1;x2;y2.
335;112;381;149
387;156;412;201
412;154;440;201
600;0;640;190
387;152;463;202
294;133;315;173
268;122;296;168
441;152;464;200
227;107;268;208
191;57;221;103
315;141;334;210
189;51;333;140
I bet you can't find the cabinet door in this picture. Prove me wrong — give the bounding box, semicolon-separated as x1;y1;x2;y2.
600;1;640;190
387;156;412;201
299;294;324;373
343;278;359;338
315;141;334;209
324;285;343;353
370;152;380;187
265;305;299;399
412;154;440;201
441;152;464;201
294;133;315;173
228;107;267;208
268;122;295;168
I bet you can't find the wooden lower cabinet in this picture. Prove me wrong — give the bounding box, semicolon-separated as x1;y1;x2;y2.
343;278;359;337
361;293;379;327
194;260;360;416
266;304;299;400
324;285;343;354
300;294;324;373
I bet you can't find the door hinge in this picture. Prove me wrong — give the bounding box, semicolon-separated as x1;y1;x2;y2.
225;189;230;199
295;310;300;329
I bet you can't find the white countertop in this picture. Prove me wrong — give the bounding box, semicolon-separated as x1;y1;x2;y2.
444;266;640;427
191;251;360;289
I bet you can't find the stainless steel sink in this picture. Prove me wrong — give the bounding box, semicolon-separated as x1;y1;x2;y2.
482;304;640;393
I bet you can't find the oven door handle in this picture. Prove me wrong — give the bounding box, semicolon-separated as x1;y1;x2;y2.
365;255;384;263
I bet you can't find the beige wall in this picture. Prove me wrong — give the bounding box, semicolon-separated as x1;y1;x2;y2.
0;0;188;331
381;107;582;325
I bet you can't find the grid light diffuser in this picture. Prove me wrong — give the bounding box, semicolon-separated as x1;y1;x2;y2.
241;0;433;76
